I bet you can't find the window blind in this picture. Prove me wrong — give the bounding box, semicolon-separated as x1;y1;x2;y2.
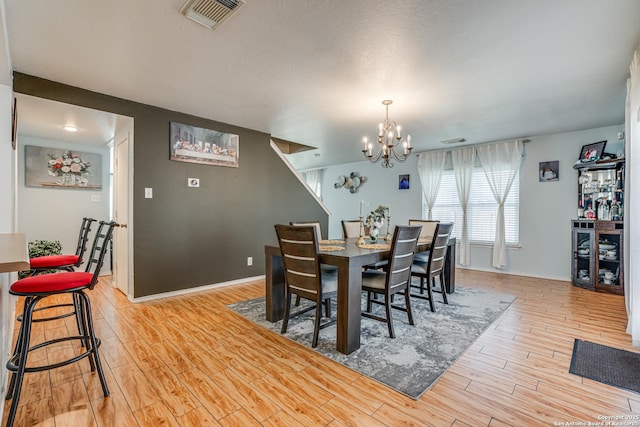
424;168;519;244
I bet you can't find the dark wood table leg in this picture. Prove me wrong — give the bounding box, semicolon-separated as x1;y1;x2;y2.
265;253;285;322
444;238;456;293
336;261;362;354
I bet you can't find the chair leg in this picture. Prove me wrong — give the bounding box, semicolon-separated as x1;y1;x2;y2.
366;291;373;312
294;295;301;306
385;295;395;338
439;273;449;304
426;280;435;312
281;293;292;334
78;291;109;397
5;296;38;427
5;296;32;402
420;277;425;294
312;300;322;348
404;288;415;326
324;297;331;318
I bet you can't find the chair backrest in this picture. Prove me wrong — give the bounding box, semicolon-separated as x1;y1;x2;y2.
408;219;439;241
275;224;322;301
84;221;117;288
341;220;362;238
386;225;422;292
75;217;97;262
290;221;323;241
426;222;454;278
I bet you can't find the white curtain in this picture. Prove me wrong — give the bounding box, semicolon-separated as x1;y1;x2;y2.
302;169;323;199
477;141;524;268
451;147;475;266
417;151;447;219
625;46;640;345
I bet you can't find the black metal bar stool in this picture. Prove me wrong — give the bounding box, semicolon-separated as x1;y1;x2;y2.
4;220;116;427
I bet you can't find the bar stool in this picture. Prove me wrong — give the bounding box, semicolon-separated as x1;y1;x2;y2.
4;221;116;427
27;217;96;275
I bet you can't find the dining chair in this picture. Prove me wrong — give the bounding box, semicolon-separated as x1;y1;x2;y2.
408;219;439;263
27;217;97;275
341;219;363;239
290;220;323;240
410;222;454;312
361;225;422;338
4;221;116;427
275;224;337;348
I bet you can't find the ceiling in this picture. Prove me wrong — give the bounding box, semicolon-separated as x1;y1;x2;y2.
4;0;640;169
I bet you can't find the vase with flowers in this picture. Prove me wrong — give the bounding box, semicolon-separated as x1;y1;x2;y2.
364;205;387;242
47;151;91;186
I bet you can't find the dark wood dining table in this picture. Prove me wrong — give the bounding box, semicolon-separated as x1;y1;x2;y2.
264;237;456;354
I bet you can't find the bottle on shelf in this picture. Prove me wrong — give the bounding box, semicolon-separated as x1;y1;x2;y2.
577;200;584;219
585;202;595;219
611;199;621;221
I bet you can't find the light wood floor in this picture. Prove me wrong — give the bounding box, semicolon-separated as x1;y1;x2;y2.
3;270;639;426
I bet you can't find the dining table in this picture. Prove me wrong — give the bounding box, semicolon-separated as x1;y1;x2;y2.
264;236;456;354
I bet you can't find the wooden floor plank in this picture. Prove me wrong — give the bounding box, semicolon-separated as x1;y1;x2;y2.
4;272;639;426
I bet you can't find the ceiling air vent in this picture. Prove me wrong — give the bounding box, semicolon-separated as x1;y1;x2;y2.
181;0;245;30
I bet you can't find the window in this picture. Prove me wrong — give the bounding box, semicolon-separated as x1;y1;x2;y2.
424;168;519;245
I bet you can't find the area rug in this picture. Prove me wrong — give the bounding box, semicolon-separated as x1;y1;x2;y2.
227;285;515;399
570;339;640;394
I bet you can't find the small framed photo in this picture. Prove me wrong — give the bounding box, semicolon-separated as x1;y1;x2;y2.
539;161;559;182
578;140;607;163
399;174;410;190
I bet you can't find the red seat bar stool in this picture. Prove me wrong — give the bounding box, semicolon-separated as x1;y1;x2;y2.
4;221;116;427
17;217;97;347
27;217;96;275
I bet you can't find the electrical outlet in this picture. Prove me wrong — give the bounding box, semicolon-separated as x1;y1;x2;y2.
247;257;253;266
188;178;200;187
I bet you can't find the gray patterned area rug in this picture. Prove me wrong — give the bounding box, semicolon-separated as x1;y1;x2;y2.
227;285;515;400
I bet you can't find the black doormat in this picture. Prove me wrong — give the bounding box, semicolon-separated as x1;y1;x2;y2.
569;339;640;394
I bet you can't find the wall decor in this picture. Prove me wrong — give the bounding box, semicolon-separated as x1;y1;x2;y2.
334;172;366;193
399;174;410;189
25;145;103;189
170;121;239;167
539;161;559;182
11;97;17;149
577;140;607;164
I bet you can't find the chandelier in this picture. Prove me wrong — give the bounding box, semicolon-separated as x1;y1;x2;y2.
361;100;413;168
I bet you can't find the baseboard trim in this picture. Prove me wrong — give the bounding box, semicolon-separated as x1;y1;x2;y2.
130;275;266;303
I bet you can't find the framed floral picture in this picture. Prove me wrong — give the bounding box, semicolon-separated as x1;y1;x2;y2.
25;145;103;189
170;121;239;167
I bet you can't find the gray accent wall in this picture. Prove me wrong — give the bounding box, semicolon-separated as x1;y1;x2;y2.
14;73;327;298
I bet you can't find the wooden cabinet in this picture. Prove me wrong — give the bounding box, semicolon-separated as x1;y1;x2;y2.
571;220;624;295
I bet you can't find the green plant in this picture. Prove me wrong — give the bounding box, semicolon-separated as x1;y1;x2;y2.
18;240;63;279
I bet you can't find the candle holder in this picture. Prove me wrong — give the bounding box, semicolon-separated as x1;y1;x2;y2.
385;215;392;242
356;216;365;245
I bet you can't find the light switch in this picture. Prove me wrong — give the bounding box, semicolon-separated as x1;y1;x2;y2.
188;178;200;188
90;194;101;203
145;187;153;198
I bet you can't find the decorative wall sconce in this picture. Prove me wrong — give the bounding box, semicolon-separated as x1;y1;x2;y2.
334;172;366;193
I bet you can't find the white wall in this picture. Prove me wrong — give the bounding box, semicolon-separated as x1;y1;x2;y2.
321;124;624;281
17;135;111;257
0;83;15;406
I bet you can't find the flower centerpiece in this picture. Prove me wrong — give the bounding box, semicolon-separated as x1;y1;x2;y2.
365;205;388;242
47;151;91;186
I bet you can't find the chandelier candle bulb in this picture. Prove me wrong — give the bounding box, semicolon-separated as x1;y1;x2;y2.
362;137;368;151
397;126;401;138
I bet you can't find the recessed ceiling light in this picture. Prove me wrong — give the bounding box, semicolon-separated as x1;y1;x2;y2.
64;125;78;132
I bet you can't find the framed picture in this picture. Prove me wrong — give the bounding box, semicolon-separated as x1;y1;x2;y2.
399;174;410;190
578;140;607;163
539;160;559;182
25;145;103;189
11;97;17;149
170;121;239;167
